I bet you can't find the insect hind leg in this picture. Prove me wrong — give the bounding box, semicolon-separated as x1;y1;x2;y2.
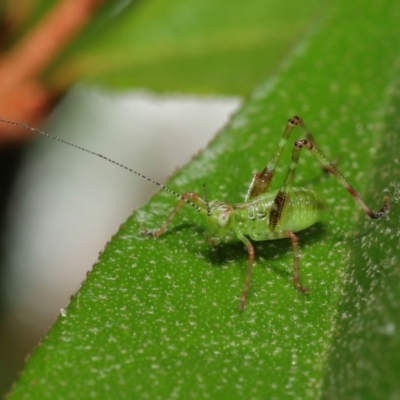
245;116;301;201
293;122;390;219
269;118;389;231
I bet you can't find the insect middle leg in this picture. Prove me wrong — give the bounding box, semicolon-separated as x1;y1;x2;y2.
238;233;255;311
286;231;308;294
238;229;307;310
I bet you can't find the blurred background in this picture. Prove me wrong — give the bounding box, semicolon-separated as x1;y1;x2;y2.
0;0;323;394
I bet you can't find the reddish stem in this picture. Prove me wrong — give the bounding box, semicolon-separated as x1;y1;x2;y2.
0;0;105;144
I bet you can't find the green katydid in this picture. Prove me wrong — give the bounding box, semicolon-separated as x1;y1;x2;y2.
0;116;390;310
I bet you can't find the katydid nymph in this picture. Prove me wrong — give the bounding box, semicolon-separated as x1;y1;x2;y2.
0;117;390;310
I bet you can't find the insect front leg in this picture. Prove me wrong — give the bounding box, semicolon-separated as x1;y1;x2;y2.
143;192;206;238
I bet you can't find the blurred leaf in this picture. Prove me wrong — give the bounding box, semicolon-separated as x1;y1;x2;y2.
48;0;325;95
6;0;400;399
2;0;326;98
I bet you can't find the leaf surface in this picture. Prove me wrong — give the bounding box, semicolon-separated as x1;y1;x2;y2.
7;0;400;398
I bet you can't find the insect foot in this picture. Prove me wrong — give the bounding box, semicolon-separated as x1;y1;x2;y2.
370;195;390;219
140;227;157;238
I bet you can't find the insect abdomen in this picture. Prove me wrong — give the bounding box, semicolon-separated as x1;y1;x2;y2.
279;187;327;232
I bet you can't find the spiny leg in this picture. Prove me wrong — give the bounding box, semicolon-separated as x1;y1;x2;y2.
238;234;255;311
266;141;310;293
143;192;206;238
294;117;390;218
269;126;389;293
269;129;389;229
286;231;309;293
245;116;301;201
269;138;303;233
303;131;338;173
294;131;390;219
238;230;308;309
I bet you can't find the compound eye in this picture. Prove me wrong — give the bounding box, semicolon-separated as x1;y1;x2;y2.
217;211;229;227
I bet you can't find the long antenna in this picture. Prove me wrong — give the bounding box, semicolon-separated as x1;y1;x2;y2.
0;118;203;213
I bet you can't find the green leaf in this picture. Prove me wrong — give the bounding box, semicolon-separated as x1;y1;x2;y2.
321;81;400;398
7;0;400;399
47;0;326;95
